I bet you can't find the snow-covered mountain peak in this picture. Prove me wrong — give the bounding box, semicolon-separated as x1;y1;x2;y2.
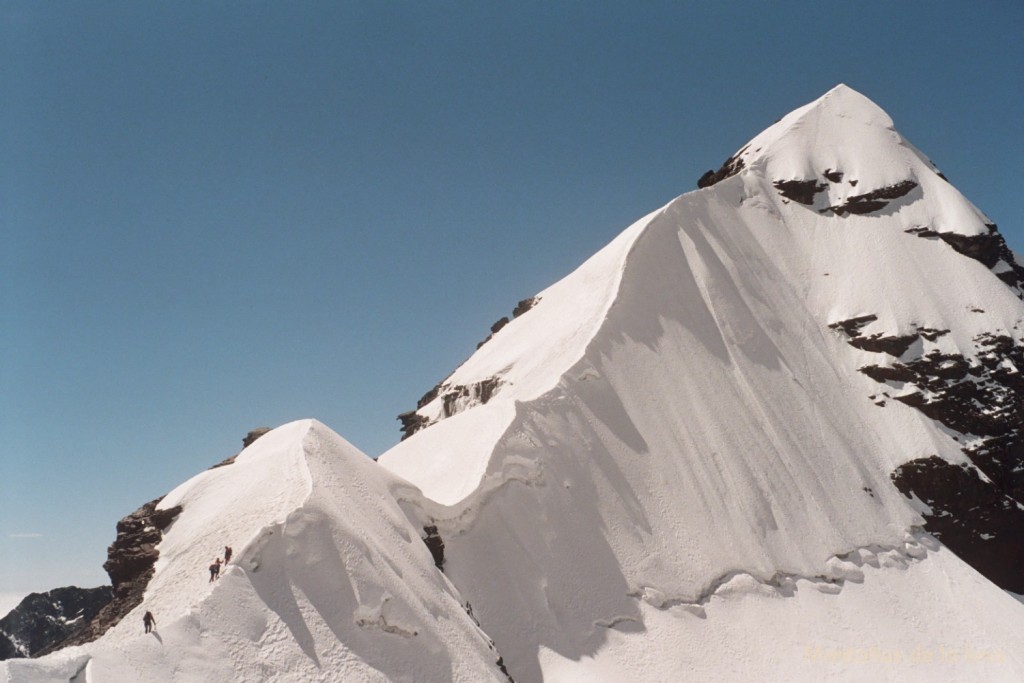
375;85;1024;679
384;85;1023;507
705;83;949;219
11;87;1024;682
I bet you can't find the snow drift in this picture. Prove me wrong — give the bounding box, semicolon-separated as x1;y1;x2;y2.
8;85;1024;682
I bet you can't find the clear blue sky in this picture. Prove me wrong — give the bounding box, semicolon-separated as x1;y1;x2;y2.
2;1;1022;598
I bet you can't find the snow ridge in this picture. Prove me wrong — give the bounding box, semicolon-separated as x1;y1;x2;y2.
11;85;1024;682
379;84;1024;681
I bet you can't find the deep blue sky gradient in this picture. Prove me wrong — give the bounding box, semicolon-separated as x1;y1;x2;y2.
3;1;1022;594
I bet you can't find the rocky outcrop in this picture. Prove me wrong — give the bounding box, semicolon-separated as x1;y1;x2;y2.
512;297;538;318
210;426;274;469
847;319;1024;592
822;179;918;215
891;457;1024;594
829;316;944;357
401;296;542;438
398;410;431;441
242;427;271;449
934;224;1024;295
773;179;826;205
422;525;445;572
905;223;1024;296
0;586;112;660
36;429;269;654
45;498;183;653
442;378;500;418
399;377;503;440
697;147;748;189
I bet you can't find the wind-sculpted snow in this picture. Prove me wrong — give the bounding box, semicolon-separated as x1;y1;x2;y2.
13;85;1024;682
381;85;1024;681
4;421;506;682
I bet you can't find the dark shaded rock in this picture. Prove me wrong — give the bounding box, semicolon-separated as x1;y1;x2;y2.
398;410;430;441
916;327;949;342
823;169;843;183
848;333;918;357
441;377;502;419
512;297;538;318
830;314;917;356
477;377;499;403
829;314;878;337
497;656;515;682
462;602;516;682
422;525;445;571
856;328;1024;592
417;385;441;410
773;179;827;205
910;222;1024;294
697;146;748;189
490;317;510;335
442;385;470;418
398;377;503;439
859;364;917;384
934;224;1024;295
892;456;1024;593
905;226;940;238
41;498;182;654
0;586;112;660
823;179;918;216
401;296;540;438
242;428;271;449
210;427;276;469
937;230;1004;268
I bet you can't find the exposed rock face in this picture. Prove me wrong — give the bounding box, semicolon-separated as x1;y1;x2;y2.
242;427;272;449
512;297;538;318
490;317;510;335
48;498;183;652
211;426;274;469
934;224;1024;295
904;222;1024;296
697;147;748;189
397;410;431;441
422;525;445;571
835;312;1024;592
773;178;826;205
400;296;541;438
399;377;503;440
830;316;946;357
822;179;918;215
441;378;501;418
891;457;1024;593
0;586;112;660
34;429;269;654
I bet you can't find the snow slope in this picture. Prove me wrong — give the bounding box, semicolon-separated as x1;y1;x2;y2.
9;85;1024;682
379;85;1024;681
3;420;507;682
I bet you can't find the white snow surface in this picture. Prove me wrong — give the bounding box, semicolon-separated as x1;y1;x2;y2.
9;85;1024;681
379;84;1024;681
4;420;505;682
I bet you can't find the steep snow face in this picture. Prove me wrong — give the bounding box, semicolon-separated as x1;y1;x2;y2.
385;209;658;503
380;85;1024;681
12;86;1024;683
4;421;507;682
